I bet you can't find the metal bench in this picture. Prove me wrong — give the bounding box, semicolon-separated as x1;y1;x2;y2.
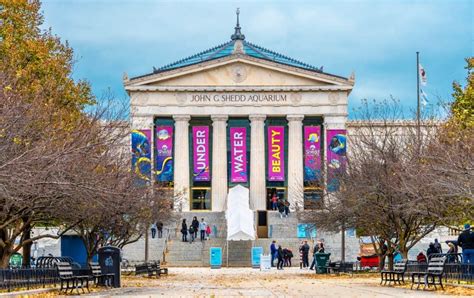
89;262;114;287
380;259;408;285
56;262;90;293
410;257;446;290
135;261;168;277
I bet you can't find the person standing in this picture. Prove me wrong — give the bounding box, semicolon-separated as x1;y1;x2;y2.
426;243;436;260
278;201;285;219
284;201;290;218
199;218;207;241
283;248;293;267
457;224;474;264
270;241;277;267
302;241;310;268
271;193;278;211
433;239;442;253
206;224;211;240
299;241;304;269
157;221;163;238
181;219;188;242
191;216;199;239
150;223;157;239
309;242;318;270
188;225;195;243
277;245;284;270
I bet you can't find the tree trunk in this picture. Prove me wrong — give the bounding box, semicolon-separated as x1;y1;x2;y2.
21;219;32;267
0;248;12;269
387;253;394;270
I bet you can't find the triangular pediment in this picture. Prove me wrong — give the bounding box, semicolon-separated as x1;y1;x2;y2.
125;55;353;88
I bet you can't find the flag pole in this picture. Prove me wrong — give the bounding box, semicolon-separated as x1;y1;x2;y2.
416;51;421;142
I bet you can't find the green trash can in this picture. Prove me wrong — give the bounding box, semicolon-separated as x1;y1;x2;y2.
314;253;331;274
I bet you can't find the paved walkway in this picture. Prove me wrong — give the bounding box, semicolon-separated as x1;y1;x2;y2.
85;268;472;297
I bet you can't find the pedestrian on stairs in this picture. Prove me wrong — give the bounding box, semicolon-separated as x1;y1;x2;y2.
181;219;188;242
206;225;211;240
199;218;207;241
278;201;285;218
189;225;195;243
192;216;199;239
271;193;278;210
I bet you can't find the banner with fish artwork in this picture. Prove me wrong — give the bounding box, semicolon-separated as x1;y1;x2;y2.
304;126;322;182
230;127;247;183
192;126;210;181
131;129;152;184
326;129;347;192
155;126;173;182
267;126;285;181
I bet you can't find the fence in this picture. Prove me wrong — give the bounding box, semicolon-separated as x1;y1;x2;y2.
0;268;59;291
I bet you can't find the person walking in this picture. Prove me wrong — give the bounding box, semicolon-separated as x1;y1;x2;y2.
302;241;310;268
457;224;474;264
277;245;284;270
181;219;188;242
157;221;163;238
191;216;199;239
278;201;285;219
271;193;278;211
284;201;290;217
199;218;207;241
270;241;277;267
150;223;157;239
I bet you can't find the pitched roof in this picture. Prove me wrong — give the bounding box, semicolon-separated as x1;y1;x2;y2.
131;11;345;81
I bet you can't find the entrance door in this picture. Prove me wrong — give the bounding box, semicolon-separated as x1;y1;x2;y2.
257;211;268;238
266;187;287;210
191;187;211;210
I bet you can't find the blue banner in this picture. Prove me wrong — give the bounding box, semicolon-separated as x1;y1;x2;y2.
210;247;222;268
297;224;317;238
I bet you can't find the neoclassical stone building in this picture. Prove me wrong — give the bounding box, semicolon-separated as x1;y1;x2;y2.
124;17;354;222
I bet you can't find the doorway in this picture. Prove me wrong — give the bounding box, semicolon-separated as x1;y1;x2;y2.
257;211;268;238
266;187;287;210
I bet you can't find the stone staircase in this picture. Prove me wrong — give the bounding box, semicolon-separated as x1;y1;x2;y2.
121;229;167;265
267;211;299;239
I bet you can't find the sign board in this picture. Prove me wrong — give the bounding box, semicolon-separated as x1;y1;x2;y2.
260;254;271;271
251;247;263;268
210;247;222;269
297;224;317;238
9;253;22;268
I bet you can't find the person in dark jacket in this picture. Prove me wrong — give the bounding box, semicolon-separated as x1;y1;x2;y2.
283;248;293;267
457;224;474;264
191;216;199;239
181;219;188;242
426;243;437;260
188;225;195;243
270;241;277;267
277;245;284;270
278;201;285;218
157;221;163;238
433;239;442;253
302;241;310;268
309;242;325;270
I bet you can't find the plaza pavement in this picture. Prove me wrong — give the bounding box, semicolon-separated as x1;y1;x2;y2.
85;267;473;297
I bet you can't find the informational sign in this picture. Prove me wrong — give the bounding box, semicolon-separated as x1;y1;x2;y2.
346;228;356;237
326;129;347;192
193;126;210;181
230;127;247;183
9;253;22;268
267;126;285;181
304;126;322;182
155;126;173;182
251;247;263;268
297;224;317;238
260;254;272;271
210;247;222;269
131;129;151;183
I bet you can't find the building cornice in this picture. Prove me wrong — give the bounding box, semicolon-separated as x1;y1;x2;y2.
125;85;353;92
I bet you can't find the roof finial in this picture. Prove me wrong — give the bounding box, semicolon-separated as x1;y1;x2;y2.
231;8;245;41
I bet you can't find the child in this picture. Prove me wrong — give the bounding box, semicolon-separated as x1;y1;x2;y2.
206;225;211;240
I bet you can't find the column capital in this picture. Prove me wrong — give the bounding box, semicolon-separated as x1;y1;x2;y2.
287;115;305;122
173;115;191;122
211;115;229;122
249;114;266;122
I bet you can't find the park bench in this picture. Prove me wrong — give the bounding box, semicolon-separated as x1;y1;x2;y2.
410;257;446;290
135;261;168;277
329;262;354;275
56;262;90;293
380;259;408;285
89;262;114;287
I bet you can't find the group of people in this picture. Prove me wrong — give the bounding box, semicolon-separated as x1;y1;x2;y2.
298;240;325;270
150;221;163;239
416;224;474;264
270;241;294;269
181;217;211;243
270;193;291;218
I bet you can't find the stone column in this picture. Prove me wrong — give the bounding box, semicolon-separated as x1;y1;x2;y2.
249;114;266;210
211;115;228;211
173;115;191;211
287;115;304;211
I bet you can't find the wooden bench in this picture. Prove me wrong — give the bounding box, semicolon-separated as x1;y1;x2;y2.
89;262;114;287
329;262;354;275
56;262;90;293
135;261;168;277
380;259;408;285
410;257;446;290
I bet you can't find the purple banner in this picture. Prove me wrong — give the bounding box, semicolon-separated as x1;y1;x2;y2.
326;129;347;192
230;127;247;183
155;126;173;182
267;126;285;181
192;126;210;181
131;129;151;184
304;126;322;182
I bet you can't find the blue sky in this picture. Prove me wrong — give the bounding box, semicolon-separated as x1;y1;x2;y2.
41;0;473;118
